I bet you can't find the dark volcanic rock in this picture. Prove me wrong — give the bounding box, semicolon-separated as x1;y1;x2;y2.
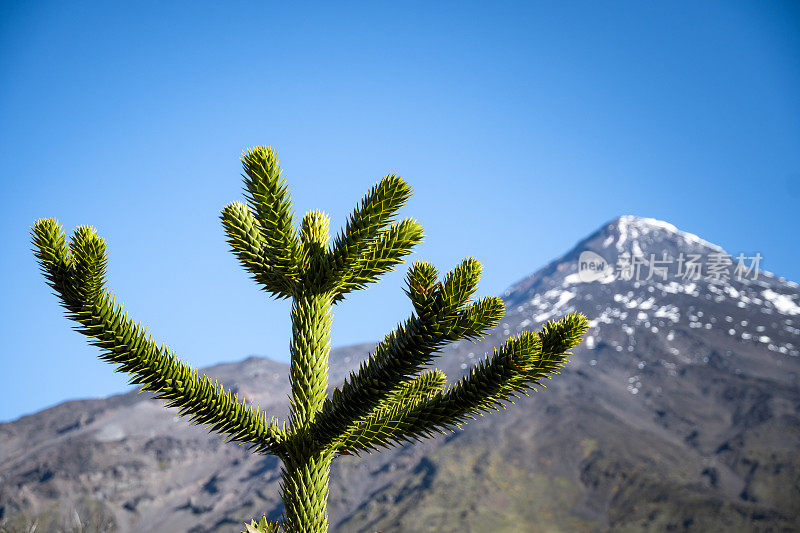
2;215;799;532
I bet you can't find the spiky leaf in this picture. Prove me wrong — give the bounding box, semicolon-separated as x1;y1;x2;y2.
336;313;588;454
221;201;296;299
333;217;424;299
240;146;301;295
31;219;287;456
312;261;504;449
242;515;282;533
325;174;413;296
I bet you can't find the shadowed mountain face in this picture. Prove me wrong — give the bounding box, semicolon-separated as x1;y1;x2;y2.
2;215;799;532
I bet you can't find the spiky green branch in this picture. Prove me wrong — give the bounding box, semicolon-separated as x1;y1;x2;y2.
31;219;287;457
336;313;588;455
309;260;505;450
31;145;589;533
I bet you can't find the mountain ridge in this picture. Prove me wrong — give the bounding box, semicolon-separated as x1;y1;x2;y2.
2;215;798;532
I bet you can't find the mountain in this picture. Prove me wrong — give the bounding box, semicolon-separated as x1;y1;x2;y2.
2;215;799;532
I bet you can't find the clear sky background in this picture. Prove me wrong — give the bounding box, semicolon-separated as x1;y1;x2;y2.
1;1;798;423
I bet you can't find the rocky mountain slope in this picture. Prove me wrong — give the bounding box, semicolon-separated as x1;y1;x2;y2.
2;215;799;532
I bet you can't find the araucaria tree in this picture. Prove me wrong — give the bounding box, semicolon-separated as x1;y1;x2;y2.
32;146;588;533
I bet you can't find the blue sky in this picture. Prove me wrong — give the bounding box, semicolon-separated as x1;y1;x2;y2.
1;1;798;422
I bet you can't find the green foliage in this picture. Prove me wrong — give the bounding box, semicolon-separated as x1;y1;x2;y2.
32;145;588;532
31;219;287;457
242;515;283;533
241;146;301;296
335;314;587;455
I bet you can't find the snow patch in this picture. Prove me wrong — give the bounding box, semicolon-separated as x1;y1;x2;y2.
533;290;576;322
763;289;800;315
613;215;724;253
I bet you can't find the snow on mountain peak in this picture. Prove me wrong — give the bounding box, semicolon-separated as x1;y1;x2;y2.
501;214;789;316
607;215;724;254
